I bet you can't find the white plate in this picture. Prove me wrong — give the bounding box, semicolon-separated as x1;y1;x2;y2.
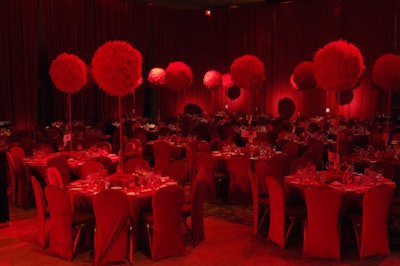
110;186;123;190
126;191;138;196
70;187;82;191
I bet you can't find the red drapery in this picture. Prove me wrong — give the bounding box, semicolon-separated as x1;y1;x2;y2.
0;0;399;128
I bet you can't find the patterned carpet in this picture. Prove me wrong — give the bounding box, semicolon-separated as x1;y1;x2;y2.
203;202;253;227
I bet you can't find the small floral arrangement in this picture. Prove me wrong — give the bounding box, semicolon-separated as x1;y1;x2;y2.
49;53;87;93
229;54;265;90
147;67;166;86
221;73;234;89
165;61;193;91
203;70;222;90
313;39;364;91
372;53;400;91
91;40;143;96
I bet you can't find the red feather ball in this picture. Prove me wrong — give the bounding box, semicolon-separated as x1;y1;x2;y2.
147;67;166;86
165;61;193;91
372;53;400;91
221;73;234;89
313;39;364;91
229;55;265;90
49;53;87;93
292;61;316;90
91;41;143;96
203;70;222;90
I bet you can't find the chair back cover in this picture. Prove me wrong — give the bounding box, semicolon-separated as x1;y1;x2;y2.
46;156;71;187
92;155;115;174
266;153;291;184
45;185;74;260
166;160;188;187
123;158;150;174
93;190;130;266
253;160;270;197
248;170;261;235
186;146;196;182
190;171;207;246
10;145;26;159
226;154;251;205
151;184;185;260
31;176;49;248
195;152;216;202
45;167;64;188
360;184;394;259
303;185;341;261
80;160;104;179
198;141;211;153
152;140;172;175
12;154;30;207
6;151;17;203
266;175;286;249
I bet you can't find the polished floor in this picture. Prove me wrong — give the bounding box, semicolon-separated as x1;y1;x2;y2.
1;203;400;266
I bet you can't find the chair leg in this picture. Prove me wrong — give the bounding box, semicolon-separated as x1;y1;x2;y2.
145;224;153;258
257;208;269;235
128;224;134;265
284;219;295;248
72;224;84;261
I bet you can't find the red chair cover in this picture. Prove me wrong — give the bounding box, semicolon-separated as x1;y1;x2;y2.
147;185;186;261
6;152;17;204
266;175;305;249
359;184;394;259
45;186;94;261
183;170;207;246
123;158;150;174
93;190;132;266
92;156;115;175
12;154;31;207
226;154;251;205
45;167;64;188
80;160;104;179
166;160;189;187
303;185;341;261
185;146;196;183
10;145;26;159
152;140;172;175
266;153;291;184
198;141;211;153
248;170;269;235
30;176;49;248
195;152;217;203
46;156;71;187
253;160;270;197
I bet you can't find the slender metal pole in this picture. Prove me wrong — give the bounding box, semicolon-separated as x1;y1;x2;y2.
68;92;73;151
119;95;123;173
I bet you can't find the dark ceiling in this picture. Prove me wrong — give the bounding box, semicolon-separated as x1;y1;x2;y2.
138;0;289;10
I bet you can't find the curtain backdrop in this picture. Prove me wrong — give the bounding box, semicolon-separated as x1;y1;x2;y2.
0;0;399;128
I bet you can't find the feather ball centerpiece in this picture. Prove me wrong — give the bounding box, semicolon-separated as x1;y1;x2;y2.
230;55;265;90
147;67;166;86
165;61;193;91
49;53;87;93
203;70;222;91
313;39;364;91
372;53;400;91
91;41;143;96
221;73;234;89
292;61;316;90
